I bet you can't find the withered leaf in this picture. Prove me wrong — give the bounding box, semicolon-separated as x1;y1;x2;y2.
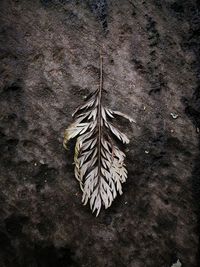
63;56;134;216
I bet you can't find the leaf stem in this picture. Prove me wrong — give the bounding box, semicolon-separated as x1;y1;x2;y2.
97;54;103;190
99;54;103;96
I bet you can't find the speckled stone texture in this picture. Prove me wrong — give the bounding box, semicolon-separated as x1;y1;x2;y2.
0;0;200;266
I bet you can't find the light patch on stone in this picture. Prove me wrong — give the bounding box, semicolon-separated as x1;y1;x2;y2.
170;112;179;119
171;259;182;267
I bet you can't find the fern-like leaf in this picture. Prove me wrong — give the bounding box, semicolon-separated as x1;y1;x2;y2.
63;56;134;216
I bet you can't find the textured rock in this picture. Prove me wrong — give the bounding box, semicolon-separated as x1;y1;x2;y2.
0;0;200;266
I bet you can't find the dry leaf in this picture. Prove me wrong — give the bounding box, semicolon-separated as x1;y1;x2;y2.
63;56;134;216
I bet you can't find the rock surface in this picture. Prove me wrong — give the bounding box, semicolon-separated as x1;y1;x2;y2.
0;0;200;266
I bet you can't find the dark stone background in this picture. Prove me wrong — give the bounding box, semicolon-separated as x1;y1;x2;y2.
0;0;200;266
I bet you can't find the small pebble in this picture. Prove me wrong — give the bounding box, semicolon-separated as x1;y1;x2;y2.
145;150;149;154
170;112;179;119
171;259;182;267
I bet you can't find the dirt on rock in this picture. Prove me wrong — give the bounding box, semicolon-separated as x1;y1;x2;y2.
0;0;200;266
